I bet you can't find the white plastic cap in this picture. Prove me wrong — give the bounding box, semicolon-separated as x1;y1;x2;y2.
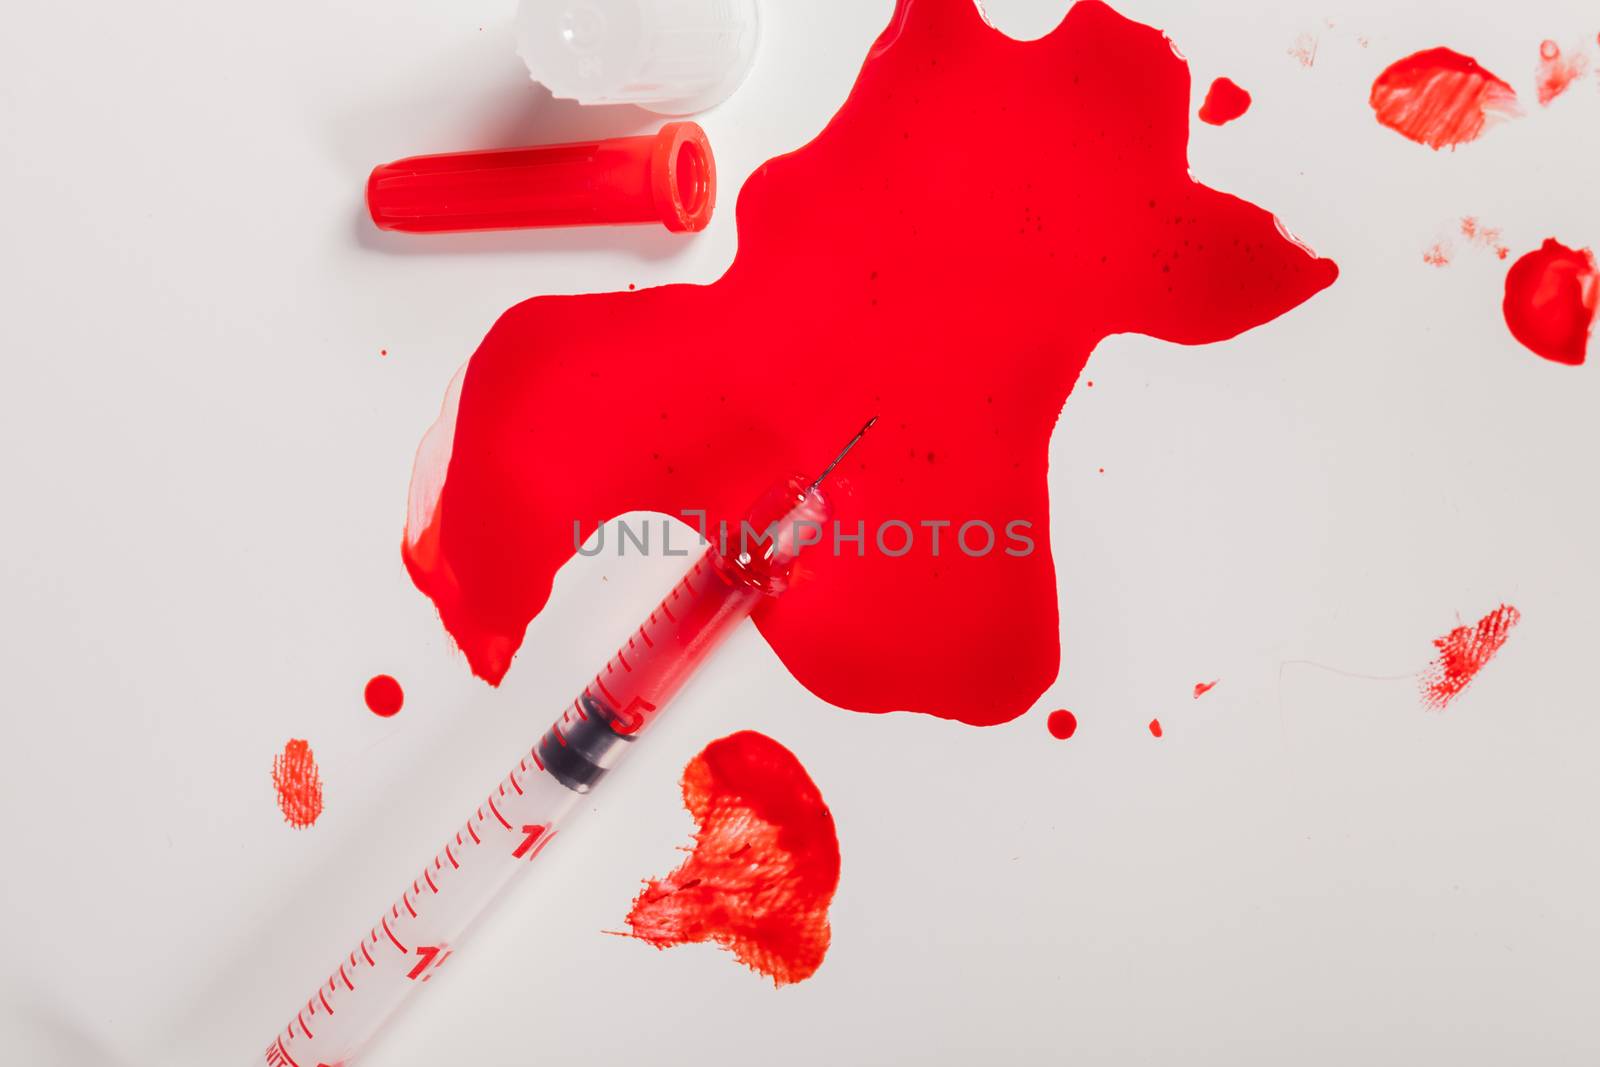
516;0;760;116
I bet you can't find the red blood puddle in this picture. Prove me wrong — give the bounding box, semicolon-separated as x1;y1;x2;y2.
1148;718;1163;737
1420;604;1521;710
364;674;404;717
1193;679;1218;698
403;0;1338;726
1370;47;1519;149
272;739;324;829
1198;77;1251;125
623;731;839;986
1046;709;1078;739
1502;239;1598;365
1536;40;1587;105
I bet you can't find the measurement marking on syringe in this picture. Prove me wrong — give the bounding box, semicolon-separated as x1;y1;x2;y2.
488;796;512;830
468;823;481;844
319;989;334;1015
445;845;459;869
617;650;632;671
383;917;406;953
596;676;619;706
509;774;524;796
403;894;416;918
661;601;677;622
424;870;439;893
513;824;547;859
639;626;655;647
340;964;354;991
361;942;375;966
298;1010;312;1040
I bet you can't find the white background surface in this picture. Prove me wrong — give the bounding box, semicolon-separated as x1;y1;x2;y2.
3;1;1599;1064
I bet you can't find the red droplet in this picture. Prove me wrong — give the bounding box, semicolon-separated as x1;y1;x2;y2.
1369;47;1519;150
1197;77;1251;125
1502;239;1598;365
401;0;1337;727
364;674;405;717
1046;709;1078;739
1535;40;1587;105
1193;679;1218;699
1148;718;1163;737
624;731;840;985
271;739;324;829
380;348;388;357
1420;604;1520;710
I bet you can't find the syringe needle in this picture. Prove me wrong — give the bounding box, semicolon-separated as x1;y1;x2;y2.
809;416;878;492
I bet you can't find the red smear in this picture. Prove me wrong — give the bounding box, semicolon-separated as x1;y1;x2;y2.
1198;77;1251;125
1502;239;1599;365
272;739;324;829
402;0;1337;726
364;674;404;717
1535;40;1587;105
1423;241;1452;267
1192;679;1218;699
1420;604;1521;710
1370;48;1519;150
1046;709;1078;739
1460;217;1510;261
1148;718;1163;737
624;731;839;986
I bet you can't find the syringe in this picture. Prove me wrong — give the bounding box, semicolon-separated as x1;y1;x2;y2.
263;418;874;1067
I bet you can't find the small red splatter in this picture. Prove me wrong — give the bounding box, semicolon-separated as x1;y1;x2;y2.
1193;679;1218;699
271;739;324;829
1423;241;1452;267
1085;380;1094;388
1198;77;1251;125
1148;718;1163;737
1288;32;1319;68
1502;239;1598;365
1046;709;1078;739
1461;217;1510;260
1535;40;1587;105
1370;48;1519;150
1420;604;1521;710
364;674;405;717
380;348;388;357
624;731;839;986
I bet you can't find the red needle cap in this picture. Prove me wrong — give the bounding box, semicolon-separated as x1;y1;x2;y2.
367;121;715;234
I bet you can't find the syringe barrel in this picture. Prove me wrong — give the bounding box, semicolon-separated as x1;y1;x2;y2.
538;476;831;791
264;478;828;1067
